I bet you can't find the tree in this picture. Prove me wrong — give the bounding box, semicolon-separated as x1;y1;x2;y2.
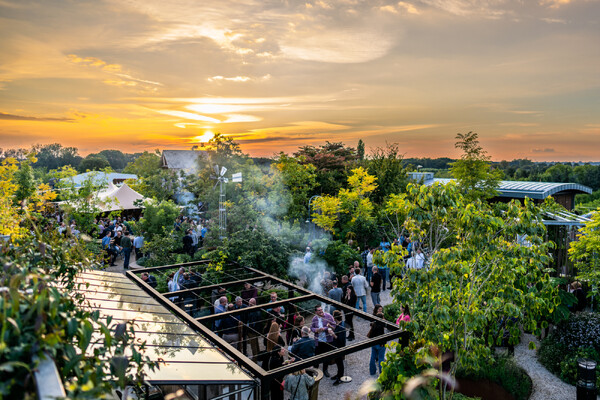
96;149;130;171
123;150;161;177
133;199;180;243
0;157;24;237
51;168;106;235
312;167;377;237
379;185;559;398
123;151;179;201
79;154;110;172
273;153;317;222
31;143;81;171
366;143;408;204
0;161;155;398
450;132;501;200
357;139;365;161
383;182;461;254
541;163;572;183
13;154;37;206
295;142;358;195
569;211;600;296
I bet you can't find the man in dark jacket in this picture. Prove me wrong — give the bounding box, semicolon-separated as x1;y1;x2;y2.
289;326;316;361
331;310;347;385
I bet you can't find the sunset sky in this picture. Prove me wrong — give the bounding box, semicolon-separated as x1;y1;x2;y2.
0;0;599;161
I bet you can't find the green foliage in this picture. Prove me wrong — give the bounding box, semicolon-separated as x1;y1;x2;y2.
93;149;132;171
366;143;408;204
51;169;106;235
212;229;298;277
13;156;36;205
456;356;532;400
133;199;180;242
381;184;559;397
31;143;82;171
294;141;357;195
273;153;317;222
124;151;180;201
450;132;501;200
0;227;155;398
539;313;600;387
569;211;600;296
78;154;110;172
313;239;360;278
383;302;403;323
313;167;377;237
559;347;600;387
357;139;365;161
383;182;461;254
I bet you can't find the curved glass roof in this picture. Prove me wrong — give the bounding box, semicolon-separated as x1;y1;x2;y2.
427;178;592;199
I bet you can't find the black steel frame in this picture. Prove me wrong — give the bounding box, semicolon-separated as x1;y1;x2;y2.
127;263;403;399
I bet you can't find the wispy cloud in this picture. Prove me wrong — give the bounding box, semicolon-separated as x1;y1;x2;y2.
68;54;161;89
208;74;271;83
0;112;73;122
540;0;574;9
532;147;555;153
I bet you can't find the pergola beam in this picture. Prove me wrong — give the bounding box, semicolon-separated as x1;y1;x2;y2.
196;294;317;322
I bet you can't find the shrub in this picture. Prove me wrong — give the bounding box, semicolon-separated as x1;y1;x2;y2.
216;229;298;277
315;239;360;278
538;312;600;388
551;312;600;352
456;356;532;400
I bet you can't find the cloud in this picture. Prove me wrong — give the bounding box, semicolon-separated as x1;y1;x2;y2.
207;74;271;83
398;1;420;14
67;54;162;90
540;0;574;9
155;110;221;123
67;54;122;72
532;148;556;153
0;112;73;122
280;29;394;63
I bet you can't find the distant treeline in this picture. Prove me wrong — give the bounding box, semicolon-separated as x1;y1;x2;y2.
0;144;143;172
2;143;600;192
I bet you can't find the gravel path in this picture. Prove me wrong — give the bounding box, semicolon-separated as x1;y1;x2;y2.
513;333;584;400
309;290;395;400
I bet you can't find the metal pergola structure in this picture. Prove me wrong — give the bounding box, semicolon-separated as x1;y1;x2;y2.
126;261;403;399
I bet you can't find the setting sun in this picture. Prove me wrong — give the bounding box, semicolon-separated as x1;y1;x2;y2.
191;131;215;144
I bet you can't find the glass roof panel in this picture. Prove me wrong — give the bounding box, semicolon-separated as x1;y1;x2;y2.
143;362;253;384
73;270;253;384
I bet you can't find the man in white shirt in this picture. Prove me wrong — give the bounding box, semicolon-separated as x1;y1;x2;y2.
304;247;312;264
351;268;369;312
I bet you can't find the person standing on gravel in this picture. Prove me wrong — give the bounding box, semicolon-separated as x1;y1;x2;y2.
121;232;132;270
351;268;369;312
310;306;335;377
284;369;314;400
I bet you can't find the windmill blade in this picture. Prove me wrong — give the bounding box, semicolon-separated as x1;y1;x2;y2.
214;164;220;176
213;180;219;190
220;166;228;176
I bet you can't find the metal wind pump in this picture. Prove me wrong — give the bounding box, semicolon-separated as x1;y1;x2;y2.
211;165;242;239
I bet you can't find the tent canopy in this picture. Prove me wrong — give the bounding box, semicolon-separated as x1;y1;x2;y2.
56;182;147;213
96;182;146;212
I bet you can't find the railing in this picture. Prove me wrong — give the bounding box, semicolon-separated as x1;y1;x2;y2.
34;352;66;400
